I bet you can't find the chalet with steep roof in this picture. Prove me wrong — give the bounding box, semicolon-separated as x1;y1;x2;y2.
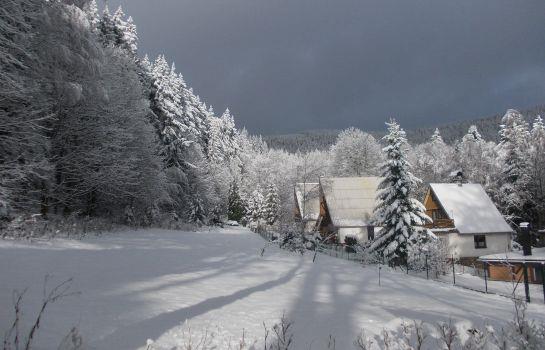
424;183;513;263
317;177;382;244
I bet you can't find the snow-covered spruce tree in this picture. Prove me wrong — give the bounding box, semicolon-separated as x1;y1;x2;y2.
83;0;99;31
496;109;534;226
98;6;120;47
207;108;240;165
181;85;211;150
263;182;280;226
431;128;443;143
369;121;431;266
227;182;245;222
147;55;218;222
245;187;265;226
97;6;138;56
530;116;545;228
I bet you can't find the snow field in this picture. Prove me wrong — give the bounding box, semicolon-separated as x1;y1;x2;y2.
1;227;544;349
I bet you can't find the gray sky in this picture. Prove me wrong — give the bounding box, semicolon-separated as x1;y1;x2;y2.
106;0;545;134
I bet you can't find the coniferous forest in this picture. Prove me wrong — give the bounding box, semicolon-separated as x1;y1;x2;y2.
1;0;243;226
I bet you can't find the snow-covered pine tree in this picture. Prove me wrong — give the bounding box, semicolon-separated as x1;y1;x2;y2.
263;182;280;225
207;108;240;164
497;109;534;226
150;56;187;167
431;128;444;144
98;6;120;46
227;182;245;222
463;125;483;142
245;187;264;224
83;0;99;31
122;16;138;54
140;54;152;75
98;6;137;55
181;85;211;149
369;120;431;266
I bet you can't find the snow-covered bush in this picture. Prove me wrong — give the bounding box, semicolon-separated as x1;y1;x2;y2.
3;277;79;350
276;224;309;255
261;223;318;256
406;231;450;275
353;299;545;350
140;299;545;350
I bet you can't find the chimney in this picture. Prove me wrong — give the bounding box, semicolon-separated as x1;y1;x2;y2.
455;171;463;186
519;222;532;256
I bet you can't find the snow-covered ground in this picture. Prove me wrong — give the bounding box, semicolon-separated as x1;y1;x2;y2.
1;227;545;349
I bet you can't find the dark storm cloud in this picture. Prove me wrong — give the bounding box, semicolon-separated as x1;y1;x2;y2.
106;0;545;134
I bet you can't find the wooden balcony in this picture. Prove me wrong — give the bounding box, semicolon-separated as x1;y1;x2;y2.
424;218;455;229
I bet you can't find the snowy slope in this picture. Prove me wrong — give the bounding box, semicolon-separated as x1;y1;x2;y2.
1;228;544;350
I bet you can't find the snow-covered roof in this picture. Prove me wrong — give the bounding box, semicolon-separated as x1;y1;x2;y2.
294;182;320;221
430;183;513;235
479;248;545;263
320;177;382;227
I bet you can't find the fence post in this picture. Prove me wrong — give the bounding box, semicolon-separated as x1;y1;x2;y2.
452;255;456;285
522;262;531;303
484;262;488;294
541;263;545;304
426;254;429;280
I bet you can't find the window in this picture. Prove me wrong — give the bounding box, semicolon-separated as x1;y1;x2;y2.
474;235;487;249
367;226;374;241
432;209;447;221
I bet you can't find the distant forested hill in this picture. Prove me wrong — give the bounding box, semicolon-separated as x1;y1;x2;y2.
263;105;545;151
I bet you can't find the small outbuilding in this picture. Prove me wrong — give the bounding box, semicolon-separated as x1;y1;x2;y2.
316;177;382;244
423;183;513;264
479;248;545;284
294;182;321;232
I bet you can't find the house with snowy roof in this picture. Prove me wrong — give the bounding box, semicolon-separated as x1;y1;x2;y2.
294;182;321;232
423;183;513;264
317;177;382;244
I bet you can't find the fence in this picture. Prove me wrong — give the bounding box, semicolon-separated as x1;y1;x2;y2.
314;242;367;262
255;229;545;304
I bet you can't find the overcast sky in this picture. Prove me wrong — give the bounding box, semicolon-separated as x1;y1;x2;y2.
106;0;545;134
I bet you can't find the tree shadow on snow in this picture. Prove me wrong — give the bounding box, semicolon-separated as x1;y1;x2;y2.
286;255;368;349
91;258;304;350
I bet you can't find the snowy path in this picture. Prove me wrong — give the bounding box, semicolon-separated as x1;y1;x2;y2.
1;228;545;349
